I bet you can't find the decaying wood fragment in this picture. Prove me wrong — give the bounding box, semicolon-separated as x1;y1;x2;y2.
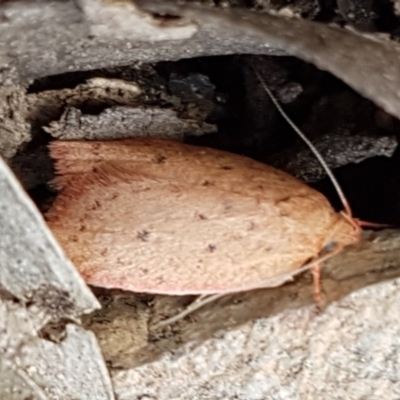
44;106;216;141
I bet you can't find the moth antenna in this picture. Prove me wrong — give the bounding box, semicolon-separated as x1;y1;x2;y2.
253;69;353;219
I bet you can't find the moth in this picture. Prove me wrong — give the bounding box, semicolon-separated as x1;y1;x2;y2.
45;73;363;325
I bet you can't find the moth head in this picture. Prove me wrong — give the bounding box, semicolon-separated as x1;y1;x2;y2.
327;212;362;249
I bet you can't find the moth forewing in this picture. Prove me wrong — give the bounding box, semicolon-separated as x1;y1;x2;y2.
46;71;362;326
46;138;357;298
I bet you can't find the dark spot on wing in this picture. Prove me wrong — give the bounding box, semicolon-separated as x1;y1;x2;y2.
137;230;150;242
202;180;214;186
101;249;108;256
247;221;256;231
155;155;167;164
223;201;233;212
207;244;217;252
69;235;78;242
89;200;101;211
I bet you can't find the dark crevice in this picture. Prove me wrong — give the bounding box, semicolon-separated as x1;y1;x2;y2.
15;54;399;227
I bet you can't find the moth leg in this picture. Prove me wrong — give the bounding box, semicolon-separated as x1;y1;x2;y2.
354;219;389;228
154;293;227;328
311;263;323;309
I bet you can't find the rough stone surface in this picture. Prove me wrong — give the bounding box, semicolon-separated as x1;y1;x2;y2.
0;0;283;85
0;157;97;320
112;280;400;400
0;0;399;122
0;87;30;159
0;299;114;400
0;156;114;399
